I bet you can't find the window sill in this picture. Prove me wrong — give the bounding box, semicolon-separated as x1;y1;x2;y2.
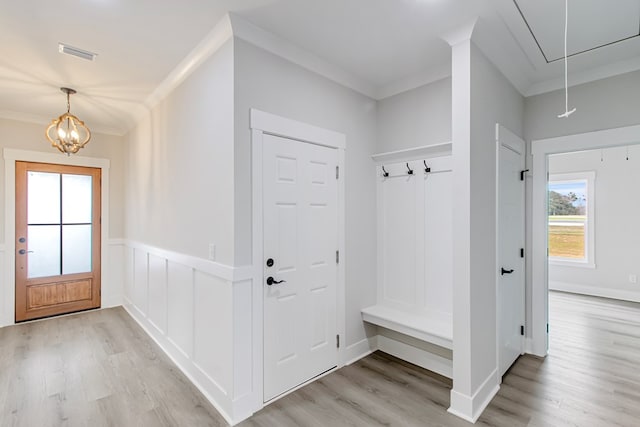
549;259;596;269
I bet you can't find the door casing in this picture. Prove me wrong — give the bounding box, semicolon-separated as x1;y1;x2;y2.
530;123;640;357
250;109;346;411
2;149;110;327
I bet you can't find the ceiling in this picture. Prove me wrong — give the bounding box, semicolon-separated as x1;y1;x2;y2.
1;0;639;136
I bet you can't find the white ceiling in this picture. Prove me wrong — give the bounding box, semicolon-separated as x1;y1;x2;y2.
1;0;639;136
515;0;640;62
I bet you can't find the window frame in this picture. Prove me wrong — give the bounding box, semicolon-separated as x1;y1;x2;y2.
548;171;596;268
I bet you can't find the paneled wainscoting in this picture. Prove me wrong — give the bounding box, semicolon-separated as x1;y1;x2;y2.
120;240;254;425
0;244;5;326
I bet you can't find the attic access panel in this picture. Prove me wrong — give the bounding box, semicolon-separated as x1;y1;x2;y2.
514;0;640;62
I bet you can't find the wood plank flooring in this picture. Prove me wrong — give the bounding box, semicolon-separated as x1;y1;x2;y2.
243;291;640;427
1;291;639;426
0;307;227;427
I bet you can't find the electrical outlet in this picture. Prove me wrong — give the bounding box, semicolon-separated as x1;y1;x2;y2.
208;243;216;261
629;274;637;284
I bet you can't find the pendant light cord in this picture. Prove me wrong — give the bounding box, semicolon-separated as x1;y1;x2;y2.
558;0;575;118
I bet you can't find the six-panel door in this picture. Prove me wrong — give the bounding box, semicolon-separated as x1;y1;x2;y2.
262;134;339;402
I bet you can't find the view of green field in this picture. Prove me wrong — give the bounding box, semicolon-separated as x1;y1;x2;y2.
548;221;585;259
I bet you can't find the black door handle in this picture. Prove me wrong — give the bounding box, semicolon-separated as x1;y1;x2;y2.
266;276;286;286
501;268;514;276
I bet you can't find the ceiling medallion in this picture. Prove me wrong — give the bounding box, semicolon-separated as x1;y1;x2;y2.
45;87;91;155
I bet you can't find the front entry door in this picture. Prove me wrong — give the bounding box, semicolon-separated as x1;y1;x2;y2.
497;124;526;377
15;162;101;322
263;134;338;402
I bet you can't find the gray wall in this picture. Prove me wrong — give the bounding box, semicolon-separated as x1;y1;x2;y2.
469;43;524;389
376;77;451;153
525;70;640;142
124;40;236;264
233;38;378;347
523;70;640;324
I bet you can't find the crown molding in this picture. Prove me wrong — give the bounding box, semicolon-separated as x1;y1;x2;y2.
440;17;478;47
228;13;377;99
122;13;236;134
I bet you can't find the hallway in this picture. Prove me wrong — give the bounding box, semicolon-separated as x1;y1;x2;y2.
1;291;639;426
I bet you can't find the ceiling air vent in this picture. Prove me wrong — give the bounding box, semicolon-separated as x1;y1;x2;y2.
58;43;97;61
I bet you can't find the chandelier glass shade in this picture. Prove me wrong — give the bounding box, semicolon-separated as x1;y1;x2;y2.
45;87;91;155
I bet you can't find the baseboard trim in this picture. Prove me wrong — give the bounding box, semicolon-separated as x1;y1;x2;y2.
343;337;376;366
122;297;237;425
550;281;640;303
448;368;499;423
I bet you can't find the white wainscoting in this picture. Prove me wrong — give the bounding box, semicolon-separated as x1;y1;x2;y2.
121;240;254;425
0;244;6;326
0;237;266;423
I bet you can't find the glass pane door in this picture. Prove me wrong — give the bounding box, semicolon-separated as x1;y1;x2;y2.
26;171;93;278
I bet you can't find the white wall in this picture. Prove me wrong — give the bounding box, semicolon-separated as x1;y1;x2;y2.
376;78;451;153
233;38;378;349
548;146;640;302
449;38;524;420
124;40;236;265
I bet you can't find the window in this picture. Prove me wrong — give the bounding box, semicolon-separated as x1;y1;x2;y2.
548;172;595;267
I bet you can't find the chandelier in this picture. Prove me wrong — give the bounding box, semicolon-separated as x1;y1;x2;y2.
45;87;91;155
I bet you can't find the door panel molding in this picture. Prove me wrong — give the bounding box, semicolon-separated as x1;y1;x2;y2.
250;109;346;414
2;149;110;327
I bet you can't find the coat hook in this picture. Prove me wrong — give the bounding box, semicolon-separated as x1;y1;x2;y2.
381;165;389;177
406;163;413;175
423;160;431;173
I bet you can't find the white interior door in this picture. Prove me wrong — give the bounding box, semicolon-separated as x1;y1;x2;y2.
263;133;338;402
497;124;526;377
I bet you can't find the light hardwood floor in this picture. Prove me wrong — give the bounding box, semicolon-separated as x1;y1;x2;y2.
2;291;639;426
0;307;228;427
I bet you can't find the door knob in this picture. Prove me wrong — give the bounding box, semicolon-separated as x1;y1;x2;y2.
18;249;34;255
501;267;514;276
266;276;285;286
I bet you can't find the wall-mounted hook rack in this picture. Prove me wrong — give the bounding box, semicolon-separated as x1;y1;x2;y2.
382;166;389;177
423;160;431;173
406;163;413;175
